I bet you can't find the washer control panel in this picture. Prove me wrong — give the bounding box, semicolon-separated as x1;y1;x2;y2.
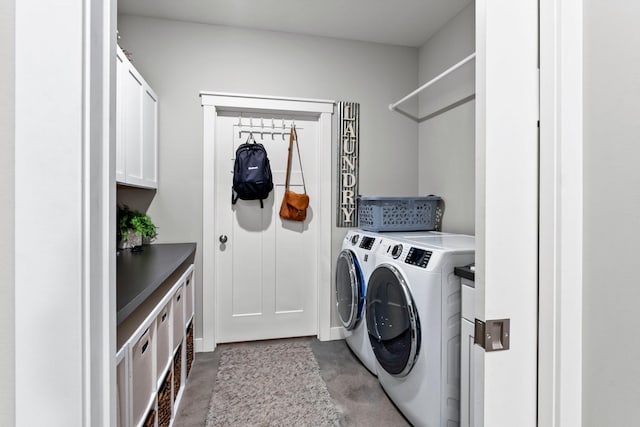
360;236;376;251
405;247;432;268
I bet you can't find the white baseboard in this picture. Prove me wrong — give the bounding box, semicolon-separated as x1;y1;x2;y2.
329;326;346;341
197;331;343;350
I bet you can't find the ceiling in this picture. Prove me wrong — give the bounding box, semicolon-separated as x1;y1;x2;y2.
117;0;472;48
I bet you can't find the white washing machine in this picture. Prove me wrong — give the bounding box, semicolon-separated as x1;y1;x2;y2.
335;229;381;375
366;233;475;427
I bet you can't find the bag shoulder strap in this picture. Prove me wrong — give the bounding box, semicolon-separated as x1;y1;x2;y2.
284;125;306;194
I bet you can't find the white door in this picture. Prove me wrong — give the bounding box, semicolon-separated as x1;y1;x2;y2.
475;0;539;425
214;113;318;343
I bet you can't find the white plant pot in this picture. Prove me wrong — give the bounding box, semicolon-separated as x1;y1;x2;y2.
120;229;142;249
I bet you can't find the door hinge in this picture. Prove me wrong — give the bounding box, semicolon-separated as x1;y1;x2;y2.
474;318;510;352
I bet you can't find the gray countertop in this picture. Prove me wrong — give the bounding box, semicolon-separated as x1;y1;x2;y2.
117;242;196;325
454;264;475;283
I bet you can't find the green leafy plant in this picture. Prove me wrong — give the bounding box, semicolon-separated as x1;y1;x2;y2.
118;205;158;243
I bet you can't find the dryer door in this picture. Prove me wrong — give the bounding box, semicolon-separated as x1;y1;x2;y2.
335;250;365;330
366;264;420;377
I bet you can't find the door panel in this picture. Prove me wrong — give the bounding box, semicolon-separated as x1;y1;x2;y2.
461;318;474;427
123;69;143;183
215;113;318;343
475;1;539;425
115;52;126;182
142;89;157;186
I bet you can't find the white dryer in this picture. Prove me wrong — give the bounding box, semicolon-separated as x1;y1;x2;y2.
366;233;475;427
335;229;381;375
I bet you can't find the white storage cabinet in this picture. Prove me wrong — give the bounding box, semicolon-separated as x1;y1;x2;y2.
460;277;476;427
117;264;195;427
116;45;158;189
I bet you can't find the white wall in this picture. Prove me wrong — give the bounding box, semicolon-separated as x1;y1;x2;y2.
15;0;86;424
117;15;419;334
0;0;15;423
418;2;475;234
583;2;640;424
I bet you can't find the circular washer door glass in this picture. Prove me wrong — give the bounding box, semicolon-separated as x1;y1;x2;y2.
335;250;364;330
366;264;420;376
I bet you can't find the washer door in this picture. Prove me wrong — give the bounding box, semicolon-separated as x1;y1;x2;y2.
366;264;420;377
335;250;365;330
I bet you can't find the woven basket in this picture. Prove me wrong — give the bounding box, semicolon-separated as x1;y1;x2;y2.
142;408;155;427
157;370;172;427
186;322;194;377
173;346;182;402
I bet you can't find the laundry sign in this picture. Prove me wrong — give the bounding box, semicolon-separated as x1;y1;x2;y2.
337;101;360;227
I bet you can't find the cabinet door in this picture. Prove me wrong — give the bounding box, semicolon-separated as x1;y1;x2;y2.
123;67;145;187
115;46;159;190
461;318;475;427
115;51;126;183
142;87;158;188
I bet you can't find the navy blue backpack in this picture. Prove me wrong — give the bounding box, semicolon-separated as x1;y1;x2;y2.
232;139;273;208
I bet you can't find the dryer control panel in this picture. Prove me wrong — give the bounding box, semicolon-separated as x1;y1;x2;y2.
405;247;432;268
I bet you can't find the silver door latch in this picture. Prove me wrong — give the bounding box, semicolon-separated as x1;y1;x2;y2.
474;318;510;352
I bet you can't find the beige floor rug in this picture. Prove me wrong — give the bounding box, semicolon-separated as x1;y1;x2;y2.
205;340;341;427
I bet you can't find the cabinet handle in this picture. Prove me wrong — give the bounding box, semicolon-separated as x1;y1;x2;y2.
141;340;149;354
161;313;167;322
177;294;181;302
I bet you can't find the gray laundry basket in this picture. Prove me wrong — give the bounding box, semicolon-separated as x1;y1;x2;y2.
357;196;443;232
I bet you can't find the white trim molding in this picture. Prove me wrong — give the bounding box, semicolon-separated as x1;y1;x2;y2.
200;92;335;352
330;326;347;341
195;338;205;353
539;0;584;425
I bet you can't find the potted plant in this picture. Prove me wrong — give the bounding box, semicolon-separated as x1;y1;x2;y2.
118;205;158;250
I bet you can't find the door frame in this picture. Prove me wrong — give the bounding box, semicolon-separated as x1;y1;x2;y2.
539;0;584;424
200;92;334;352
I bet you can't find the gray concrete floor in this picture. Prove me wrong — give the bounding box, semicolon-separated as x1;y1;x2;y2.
173;338;410;427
